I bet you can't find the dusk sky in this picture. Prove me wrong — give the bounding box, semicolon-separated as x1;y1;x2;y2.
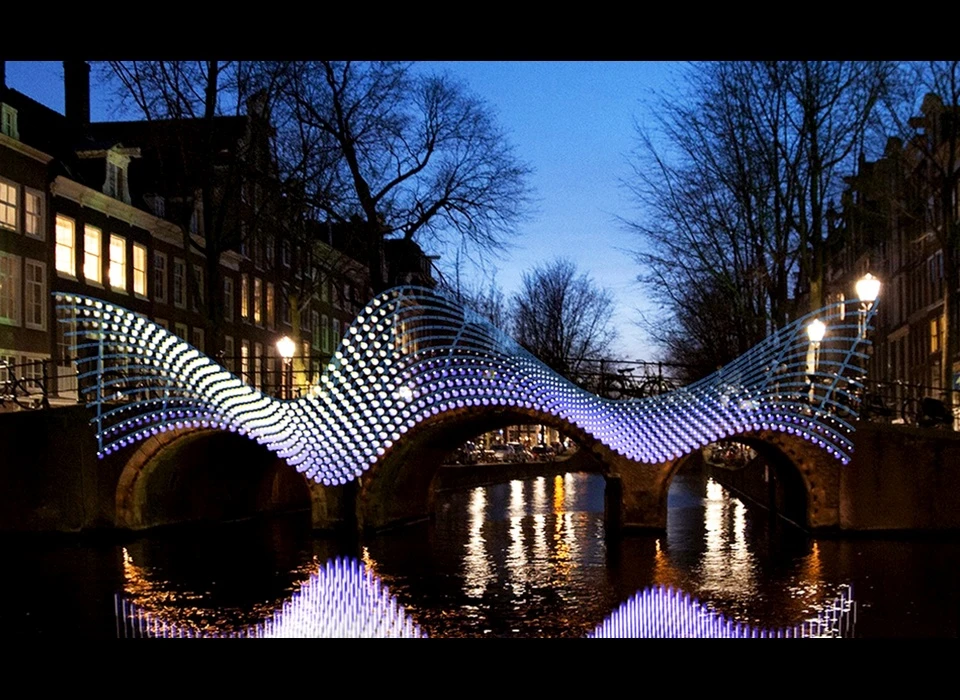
5;60;684;361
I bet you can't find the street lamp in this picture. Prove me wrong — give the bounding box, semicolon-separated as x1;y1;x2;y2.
855;273;881;338
276;335;296;399
807;319;826;405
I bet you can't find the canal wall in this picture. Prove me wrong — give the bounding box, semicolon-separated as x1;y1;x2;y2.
708;421;960;532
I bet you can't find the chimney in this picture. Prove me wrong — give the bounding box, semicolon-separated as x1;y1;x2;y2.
64;60;90;126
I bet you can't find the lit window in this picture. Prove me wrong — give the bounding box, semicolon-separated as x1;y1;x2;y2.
24;189;43;239
224;277;234;322
154;252;167;303
133;243;147;297
109;234;126;291
24;259;46;331
1;178;19;231
192;264;204;311
241;275;249;320
0;252;21;325
254;277;262;325
55;215;76;277
83;225;102;284
173;258;186;309
266;282;275;328
254;342;263;389
241;340;250;383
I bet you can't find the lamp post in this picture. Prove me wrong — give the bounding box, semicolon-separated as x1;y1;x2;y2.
807;319;826;405
855;273;881;338
276;335;296;399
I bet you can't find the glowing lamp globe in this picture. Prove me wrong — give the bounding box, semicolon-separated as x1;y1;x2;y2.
807;319;826;344
277;336;296;360
856;273;881;305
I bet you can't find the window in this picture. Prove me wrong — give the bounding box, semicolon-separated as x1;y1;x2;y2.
321;314;329;352
173;258;186;309
174;322;188;341
253;277;262;325
254;342;263;389
266;348;276;395
109;234;126;292
24;260;45;331
266;282;275;328
24;189;42;239
54;216;76;277
282;239;291;267
312;310;320;348
321;279;330;303
133;243;147;297
154;252;167;303
282;293;291;325
192;264;204;311
154;318;168;330
83;225;102;284
224;335;235;373
192;327;205;351
1;103;18;140
266;234;275;267
241;340;250;383
0;253;21;325
224;277;234;322
333;319;340;347
0;178;19;231
104;150;131;204
240;275;249;320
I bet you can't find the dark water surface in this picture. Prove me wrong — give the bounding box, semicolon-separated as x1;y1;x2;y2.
2;467;958;638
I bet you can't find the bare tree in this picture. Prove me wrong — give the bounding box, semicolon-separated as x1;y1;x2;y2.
511;258;617;383
627;61;891;376
276;61;533;293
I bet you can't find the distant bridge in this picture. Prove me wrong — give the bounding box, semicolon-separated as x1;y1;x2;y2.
55;287;878;533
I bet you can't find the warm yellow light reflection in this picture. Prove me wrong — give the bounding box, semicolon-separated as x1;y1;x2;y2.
463;487;491;599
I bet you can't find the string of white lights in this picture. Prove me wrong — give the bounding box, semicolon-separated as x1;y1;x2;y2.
55;286;877;484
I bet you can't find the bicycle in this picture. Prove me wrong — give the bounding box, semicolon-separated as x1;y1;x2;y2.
0;360;49;410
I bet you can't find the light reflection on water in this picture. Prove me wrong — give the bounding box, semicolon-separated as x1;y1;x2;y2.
3;463;959;637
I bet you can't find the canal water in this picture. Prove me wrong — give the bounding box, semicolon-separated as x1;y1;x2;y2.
2;464;958;638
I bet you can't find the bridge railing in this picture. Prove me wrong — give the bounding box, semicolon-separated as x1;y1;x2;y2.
858;378;958;430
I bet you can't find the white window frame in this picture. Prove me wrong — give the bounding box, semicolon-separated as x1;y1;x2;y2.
173;258;186;309
1;103;19;140
24;188;43;240
0;252;22;326
83;225;102;286
133;243;148;298
253;277;262;325
254;341;263;389
0;177;19;232
55;215;77;278
174;322;188;341
241;274;249;320
24;259;46;331
154;251;167;303
241;339;250;383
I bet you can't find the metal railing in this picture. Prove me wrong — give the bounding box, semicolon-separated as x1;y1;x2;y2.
858;378;958;430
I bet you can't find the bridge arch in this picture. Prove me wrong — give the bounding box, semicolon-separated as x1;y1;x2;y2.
115;428;329;531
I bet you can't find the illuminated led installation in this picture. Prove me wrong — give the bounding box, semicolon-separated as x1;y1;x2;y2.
116;557;856;638
116;557;425;638
588;585;857;638
55;285;877;482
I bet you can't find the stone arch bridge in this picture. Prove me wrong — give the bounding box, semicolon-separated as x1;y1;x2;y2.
55;287;877;534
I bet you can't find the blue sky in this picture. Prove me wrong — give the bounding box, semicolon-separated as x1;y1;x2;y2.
5;60;682;360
